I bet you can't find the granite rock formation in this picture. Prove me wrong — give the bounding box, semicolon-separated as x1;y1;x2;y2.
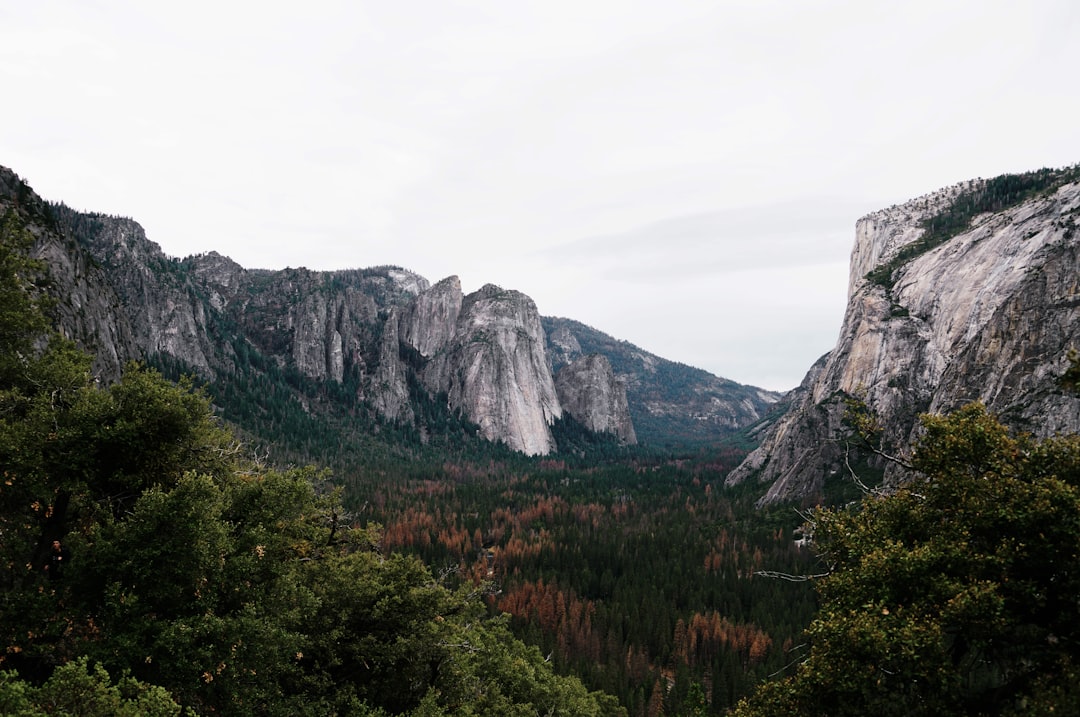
422;284;563;455
555;354;636;444
728;169;1080;504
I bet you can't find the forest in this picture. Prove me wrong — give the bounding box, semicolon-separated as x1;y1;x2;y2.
349;451;819;715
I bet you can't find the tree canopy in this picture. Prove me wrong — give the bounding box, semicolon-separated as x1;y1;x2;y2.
734;403;1080;716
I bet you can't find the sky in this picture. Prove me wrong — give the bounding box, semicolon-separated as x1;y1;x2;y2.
2;1;1078;391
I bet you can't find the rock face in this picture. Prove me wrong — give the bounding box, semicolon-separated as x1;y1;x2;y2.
370;307;413;423
401;275;463;358
729;170;1080;504
555;354;636;444
55;211;224;375
423;284;562;455
0;170;139;382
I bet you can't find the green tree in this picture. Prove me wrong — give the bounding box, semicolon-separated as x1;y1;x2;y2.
0;656;182;716
734;403;1080;716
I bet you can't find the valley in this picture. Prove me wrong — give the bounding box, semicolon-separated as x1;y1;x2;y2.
2;162;1080;714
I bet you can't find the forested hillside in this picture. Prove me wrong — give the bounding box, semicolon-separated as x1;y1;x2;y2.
0;209;625;715
544;317;781;448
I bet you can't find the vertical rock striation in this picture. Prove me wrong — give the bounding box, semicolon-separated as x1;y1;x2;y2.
555;354;637;444
401;275;463;358
370;307;413;423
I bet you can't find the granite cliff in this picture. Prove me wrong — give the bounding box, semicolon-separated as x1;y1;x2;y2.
728;167;1080;504
555;353;637;445
0;178;138;383
421;284;562;455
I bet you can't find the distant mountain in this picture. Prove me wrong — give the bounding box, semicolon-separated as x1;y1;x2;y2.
0;163;779;461
728;165;1080;504
544;317;781;447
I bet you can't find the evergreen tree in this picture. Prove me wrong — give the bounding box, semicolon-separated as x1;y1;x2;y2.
734;404;1080;716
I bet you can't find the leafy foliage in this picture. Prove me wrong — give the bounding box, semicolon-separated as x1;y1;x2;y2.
734;404;1080;716
0;657;182;717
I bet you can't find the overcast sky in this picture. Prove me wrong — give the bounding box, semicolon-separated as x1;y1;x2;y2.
2;1;1078;390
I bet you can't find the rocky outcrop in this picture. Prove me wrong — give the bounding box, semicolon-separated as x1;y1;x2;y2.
728;170;1080;505
547;323;583;367
370;308;413;423
401;276;463;357
555;354;636;444
424;284;562;455
33;227;140;383
188;251;245;312
52;208;220;375
0;169;139;382
292;290;344;383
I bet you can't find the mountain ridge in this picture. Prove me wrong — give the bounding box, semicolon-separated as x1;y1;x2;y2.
0;163;779;459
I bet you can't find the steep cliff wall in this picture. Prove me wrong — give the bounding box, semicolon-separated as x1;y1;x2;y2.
555;354;636;444
230;266;424;386
424;284;562;455
1;170;139;382
401;275;463;358
728;170;1080;504
370;307;414;423
52;207;222;375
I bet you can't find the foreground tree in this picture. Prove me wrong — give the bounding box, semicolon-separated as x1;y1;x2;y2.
734;403;1080;716
0;657;182;716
